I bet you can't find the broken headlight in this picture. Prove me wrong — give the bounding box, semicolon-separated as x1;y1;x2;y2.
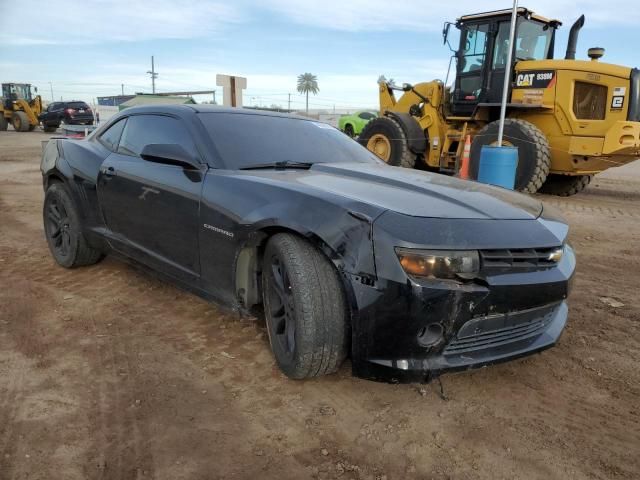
395;248;479;280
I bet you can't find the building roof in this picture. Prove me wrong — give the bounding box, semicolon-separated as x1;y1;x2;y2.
118;94;196;110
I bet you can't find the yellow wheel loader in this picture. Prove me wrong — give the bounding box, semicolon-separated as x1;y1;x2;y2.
0;83;44;132
359;8;640;196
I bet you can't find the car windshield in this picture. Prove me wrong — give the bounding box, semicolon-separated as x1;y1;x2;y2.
67;102;89;109
199;112;382;169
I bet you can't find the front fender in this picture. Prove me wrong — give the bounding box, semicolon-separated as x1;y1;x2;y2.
245;201;377;279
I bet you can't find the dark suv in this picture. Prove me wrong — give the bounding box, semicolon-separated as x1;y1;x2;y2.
40;101;94;131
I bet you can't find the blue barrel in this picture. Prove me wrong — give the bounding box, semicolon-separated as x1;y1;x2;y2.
477;145;519;190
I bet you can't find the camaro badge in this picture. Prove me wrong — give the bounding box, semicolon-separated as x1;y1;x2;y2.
203;223;234;237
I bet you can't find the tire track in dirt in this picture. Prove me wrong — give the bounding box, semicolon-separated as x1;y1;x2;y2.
543;199;640;218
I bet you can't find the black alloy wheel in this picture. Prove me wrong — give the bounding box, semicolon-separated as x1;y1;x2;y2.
43;183;103;268
266;255;297;362
45;194;73;262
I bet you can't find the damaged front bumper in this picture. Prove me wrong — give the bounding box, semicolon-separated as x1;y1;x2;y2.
348;213;575;383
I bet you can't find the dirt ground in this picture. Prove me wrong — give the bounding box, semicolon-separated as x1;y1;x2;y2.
0;130;638;480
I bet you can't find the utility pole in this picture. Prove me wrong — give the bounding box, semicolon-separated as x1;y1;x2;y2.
212;90;216;104
48;82;54;101
497;0;518;146
121;84;124;96
288;93;291;112
147;56;158;94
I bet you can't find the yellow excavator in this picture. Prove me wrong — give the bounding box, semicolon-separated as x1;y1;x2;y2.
0;83;44;132
359;8;640;195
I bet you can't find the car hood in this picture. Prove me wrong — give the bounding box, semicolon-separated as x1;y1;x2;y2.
289;162;542;220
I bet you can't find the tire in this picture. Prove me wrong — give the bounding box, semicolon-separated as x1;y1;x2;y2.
358;116;417;168
43;124;58;133
11;111;30;132
344;124;355;137
0;115;8;131
539;174;592;196
470;118;550;193
43;182;103;268
262;233;348;379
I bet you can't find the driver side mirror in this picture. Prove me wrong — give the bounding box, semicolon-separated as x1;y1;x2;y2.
442;22;451;45
140;143;201;170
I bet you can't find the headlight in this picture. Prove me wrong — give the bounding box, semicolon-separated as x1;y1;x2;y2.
395;248;480;280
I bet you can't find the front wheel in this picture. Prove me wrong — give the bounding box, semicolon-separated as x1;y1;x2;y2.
358;116;417;168
470;118;550;193
262;233;348;379
11;111;30;132
0;115;8;131
43;183;103;268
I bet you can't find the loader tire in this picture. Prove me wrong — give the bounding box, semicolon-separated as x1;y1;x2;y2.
470;119;550;193
0;115;8;131
12;111;30;132
358;116;417;168
539;174;592;196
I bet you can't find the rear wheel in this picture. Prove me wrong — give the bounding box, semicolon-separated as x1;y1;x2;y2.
358;116;417;168
539;174;592;196
344;124;354;137
0;115;8;131
470;118;550;193
262;233;348;379
11;111;30;132
43;182;103;268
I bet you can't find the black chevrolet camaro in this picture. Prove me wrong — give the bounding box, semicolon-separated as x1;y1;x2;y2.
41;105;575;383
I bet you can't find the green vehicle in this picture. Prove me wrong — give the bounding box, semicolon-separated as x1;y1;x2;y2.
338;111;377;137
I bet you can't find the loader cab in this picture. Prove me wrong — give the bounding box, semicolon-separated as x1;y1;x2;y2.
2;83;34;110
449;8;560;117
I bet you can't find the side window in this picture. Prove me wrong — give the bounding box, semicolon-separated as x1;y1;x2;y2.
117;115;198;159
358;112;375;120
493;22;511;69
461;24;489;73
98;118;127;152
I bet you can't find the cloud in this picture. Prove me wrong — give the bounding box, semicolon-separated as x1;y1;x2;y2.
0;0;242;45
258;0;640;31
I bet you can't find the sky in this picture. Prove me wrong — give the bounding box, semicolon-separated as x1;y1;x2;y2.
1;0;639;111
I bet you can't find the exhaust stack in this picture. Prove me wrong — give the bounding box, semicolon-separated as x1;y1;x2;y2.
565;15;585;60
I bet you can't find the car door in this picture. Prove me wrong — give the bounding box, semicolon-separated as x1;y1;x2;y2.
97;113;205;283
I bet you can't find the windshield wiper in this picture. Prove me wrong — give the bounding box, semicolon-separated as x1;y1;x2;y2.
239;161;315;170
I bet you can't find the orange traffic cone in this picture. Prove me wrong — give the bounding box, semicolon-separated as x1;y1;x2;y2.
459;135;471;180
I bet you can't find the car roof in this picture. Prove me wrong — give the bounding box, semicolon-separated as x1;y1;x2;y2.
121;104;315;121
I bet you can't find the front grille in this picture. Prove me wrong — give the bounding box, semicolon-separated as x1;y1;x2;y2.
480;247;560;272
573;81;607;120
443;303;557;356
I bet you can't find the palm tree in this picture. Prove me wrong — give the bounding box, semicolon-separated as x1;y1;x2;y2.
297;73;319;114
